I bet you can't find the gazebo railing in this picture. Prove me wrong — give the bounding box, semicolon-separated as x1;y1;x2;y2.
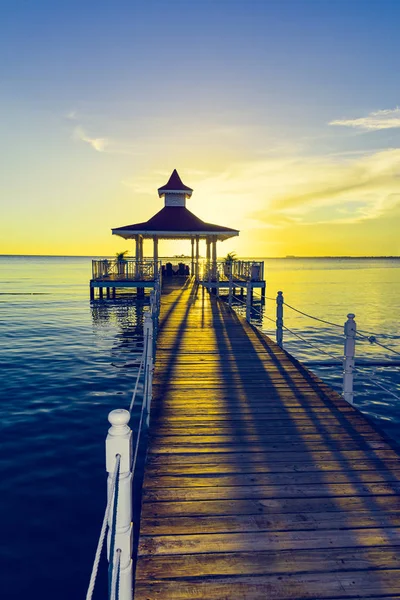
200;260;264;283
92;259;161;281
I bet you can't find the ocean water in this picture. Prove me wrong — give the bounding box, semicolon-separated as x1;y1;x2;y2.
0;255;399;599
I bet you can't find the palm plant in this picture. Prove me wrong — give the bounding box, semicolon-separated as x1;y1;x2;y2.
224;251;237;263
115;250;129;276
115;250;129;261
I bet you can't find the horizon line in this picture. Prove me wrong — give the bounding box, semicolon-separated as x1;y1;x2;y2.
1;254;399;259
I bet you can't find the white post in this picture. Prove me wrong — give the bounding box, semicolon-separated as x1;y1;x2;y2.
106;409;133;600
150;290;158;350
191;238;194;278
206;237;211;284
276;291;283;347
246;281;251;322
228;270;233;308
212;238;217;281
135;235;140;277
153;236;158;278
195;236;199;282
143;312;154;417
216;271;220;298
343;313;356;404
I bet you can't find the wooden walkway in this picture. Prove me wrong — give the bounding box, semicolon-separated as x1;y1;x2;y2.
134;279;400;599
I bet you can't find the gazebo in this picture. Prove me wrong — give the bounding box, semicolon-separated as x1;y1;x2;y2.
112;169;239;278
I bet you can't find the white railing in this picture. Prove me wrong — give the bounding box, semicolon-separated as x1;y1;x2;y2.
92;258;161;281
199;260;264;283
221;285;400;407
86;286;160;600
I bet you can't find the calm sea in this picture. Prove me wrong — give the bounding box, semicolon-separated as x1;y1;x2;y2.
0;255;399;599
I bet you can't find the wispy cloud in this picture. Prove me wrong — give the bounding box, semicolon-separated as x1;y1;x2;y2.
72;126;108;152
189;149;400;229
65;110;78;121
329;108;400;130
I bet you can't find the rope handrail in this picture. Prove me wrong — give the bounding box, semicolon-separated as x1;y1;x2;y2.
231;295;247;305
132;365;150;475
281;323;343;361
128;333;148;413
128;353;144;413
356;331;400;357
354;367;400;401
250;305;275;324
86;453;121;600
283;302;343;329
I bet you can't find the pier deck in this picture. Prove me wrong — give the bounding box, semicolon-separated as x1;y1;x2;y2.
134;280;400;599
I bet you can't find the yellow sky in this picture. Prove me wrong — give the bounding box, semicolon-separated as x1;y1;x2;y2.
3;144;399;257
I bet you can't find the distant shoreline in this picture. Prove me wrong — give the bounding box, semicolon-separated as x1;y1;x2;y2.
1;254;399;260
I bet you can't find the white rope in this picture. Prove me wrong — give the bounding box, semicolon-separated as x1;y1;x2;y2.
86;454;121;600
354;368;400;401
128;351;144;413
368;377;400;401
283;302;343;329
281;324;342;361
356;332;400;357
110;549;121;600
132;367;150;474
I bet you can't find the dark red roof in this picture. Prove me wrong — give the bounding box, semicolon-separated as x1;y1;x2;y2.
113;206;238;234
158;169;193;196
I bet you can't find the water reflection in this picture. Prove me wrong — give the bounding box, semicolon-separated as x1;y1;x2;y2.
91;296;147;369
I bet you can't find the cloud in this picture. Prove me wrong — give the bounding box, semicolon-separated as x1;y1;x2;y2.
188;149;400;229
73;126;108;152
329;108;400;130
65;110;78;121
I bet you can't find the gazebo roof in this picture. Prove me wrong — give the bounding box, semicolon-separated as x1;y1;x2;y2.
112;206;239;241
112;170;239;241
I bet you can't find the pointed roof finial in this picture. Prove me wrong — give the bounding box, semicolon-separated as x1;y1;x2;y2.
158;169;193;198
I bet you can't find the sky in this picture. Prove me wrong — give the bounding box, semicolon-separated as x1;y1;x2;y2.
1;0;400;257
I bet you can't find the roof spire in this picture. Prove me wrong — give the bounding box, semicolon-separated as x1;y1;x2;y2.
158;169;193;207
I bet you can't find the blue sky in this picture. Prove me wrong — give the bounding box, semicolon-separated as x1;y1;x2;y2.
1;0;400;255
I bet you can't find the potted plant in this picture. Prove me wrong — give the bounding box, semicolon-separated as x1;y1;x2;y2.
116;250;129;276
224;251;237;276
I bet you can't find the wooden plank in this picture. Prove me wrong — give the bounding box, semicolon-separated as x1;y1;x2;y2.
146;448;400;466
142;494;400;518
141;510;400;535
138;526;400;556
147;440;391;454
143;469;400;490
134;570;400;600
143;481;400;502
136;545;400;579
145;457;400;475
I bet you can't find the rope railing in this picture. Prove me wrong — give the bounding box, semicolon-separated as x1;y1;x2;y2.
87;283;161;600
353;366;400;401
356;331;400;357
86;453;121;600
221;284;399;407
280;323;343;362
283;302;343;329
128;349;145;413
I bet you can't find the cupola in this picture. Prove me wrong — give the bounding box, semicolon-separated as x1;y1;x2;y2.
157;169;193;207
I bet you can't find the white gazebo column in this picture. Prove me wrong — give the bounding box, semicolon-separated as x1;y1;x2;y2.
212;237;217;281
135;235;140;276
153;235;158;277
195;236;199;281
206;237;211;282
191;238;194;276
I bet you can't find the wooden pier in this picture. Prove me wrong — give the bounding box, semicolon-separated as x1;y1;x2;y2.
134;279;400;600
